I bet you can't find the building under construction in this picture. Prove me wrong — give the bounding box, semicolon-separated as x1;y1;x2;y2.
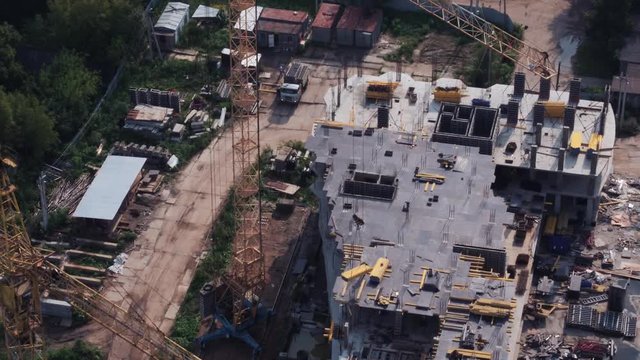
306;71;616;359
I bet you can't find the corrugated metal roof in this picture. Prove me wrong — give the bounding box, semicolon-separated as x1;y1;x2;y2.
260;8;308;24
155;2;190;32
73;156;146;220
192;5;221;19
336;6;362;30
257;19;302;35
621;35;640;64
355;8;382;33
311;3;341;29
336;6;382;32
234;6;264;32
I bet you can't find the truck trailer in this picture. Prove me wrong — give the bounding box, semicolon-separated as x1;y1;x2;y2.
279;62;310;104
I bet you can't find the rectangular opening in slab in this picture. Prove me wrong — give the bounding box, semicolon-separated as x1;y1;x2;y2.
353;171;379;183
456;105;473;120
437;112;454;133
450;119;469;135
471;107;498;138
379;175;396;185
441;103;457;113
343;180;396;200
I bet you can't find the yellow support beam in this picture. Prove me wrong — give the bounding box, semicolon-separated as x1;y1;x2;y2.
341;263;372;281
446;348;492;359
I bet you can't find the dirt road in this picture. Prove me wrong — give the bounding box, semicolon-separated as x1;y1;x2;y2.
81;75;329;358
614;135;640;177
481;0;584;88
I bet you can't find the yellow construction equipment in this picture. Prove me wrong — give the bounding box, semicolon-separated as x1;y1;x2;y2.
414;172;446;184
542;101;566;118
569;131;583;150
365;81;399;100
433;89;462;103
409;0;556;79
588;133;602;152
474;298;516;309
532;302;568;318
0;147;200;359
341;263;372;281
544;215;557;236
592;284;608;293
446;348;493;360
469;303;511;318
369;257;390;284
323;321;334;341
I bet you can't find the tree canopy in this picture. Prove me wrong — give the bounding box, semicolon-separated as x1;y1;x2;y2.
575;0;636;77
0;23;27;90
0;89;58;167
39;49;100;142
25;0;144;74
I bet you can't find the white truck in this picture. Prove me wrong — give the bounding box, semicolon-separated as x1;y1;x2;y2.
279;62;310;104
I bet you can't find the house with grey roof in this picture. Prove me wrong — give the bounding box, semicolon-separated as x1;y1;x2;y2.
154;2;190;51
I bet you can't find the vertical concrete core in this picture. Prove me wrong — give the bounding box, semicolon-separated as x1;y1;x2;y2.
562;126;570;148
590;152;598;175
530;145;538;169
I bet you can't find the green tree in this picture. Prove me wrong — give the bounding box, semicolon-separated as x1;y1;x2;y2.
0;89;57;166
0;22;27;90
575;0;635;77
26;0;143;73
39;49;100;142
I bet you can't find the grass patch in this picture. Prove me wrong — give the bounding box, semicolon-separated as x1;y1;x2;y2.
382;12;436;63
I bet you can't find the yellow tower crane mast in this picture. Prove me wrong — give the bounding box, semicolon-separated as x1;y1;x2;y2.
225;0;265;327
0;148;200;359
409;0;556;79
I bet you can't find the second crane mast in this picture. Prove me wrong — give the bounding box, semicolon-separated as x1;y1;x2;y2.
409;0;555;79
226;0;265;326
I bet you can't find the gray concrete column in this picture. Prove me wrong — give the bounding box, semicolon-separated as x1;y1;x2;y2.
558;148;565;171
530;145;538;169
562;126;570;148
535;123;543;146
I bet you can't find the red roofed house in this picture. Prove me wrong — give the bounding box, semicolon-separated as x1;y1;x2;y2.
256;8;310;52
336;6;382;48
311;2;342;44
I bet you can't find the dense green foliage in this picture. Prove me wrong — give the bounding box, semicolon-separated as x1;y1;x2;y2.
0;89;58;167
47;341;104;360
25;0;143;74
38;50;101;142
574;0;637;77
461;45;516;88
0;23;27;90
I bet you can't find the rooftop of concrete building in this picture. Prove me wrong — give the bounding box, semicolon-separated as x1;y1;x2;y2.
325;73;616;180
306;126;521;359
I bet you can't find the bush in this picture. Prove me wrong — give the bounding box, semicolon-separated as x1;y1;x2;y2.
48;341;104;360
118;231;137;248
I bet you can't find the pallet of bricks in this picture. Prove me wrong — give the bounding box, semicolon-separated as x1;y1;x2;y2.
111;141;173;167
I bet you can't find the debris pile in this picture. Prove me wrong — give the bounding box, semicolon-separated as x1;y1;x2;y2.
520;333;571;359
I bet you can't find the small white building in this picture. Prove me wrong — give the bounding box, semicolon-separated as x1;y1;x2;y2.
154;2;190;51
234;6;264;33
